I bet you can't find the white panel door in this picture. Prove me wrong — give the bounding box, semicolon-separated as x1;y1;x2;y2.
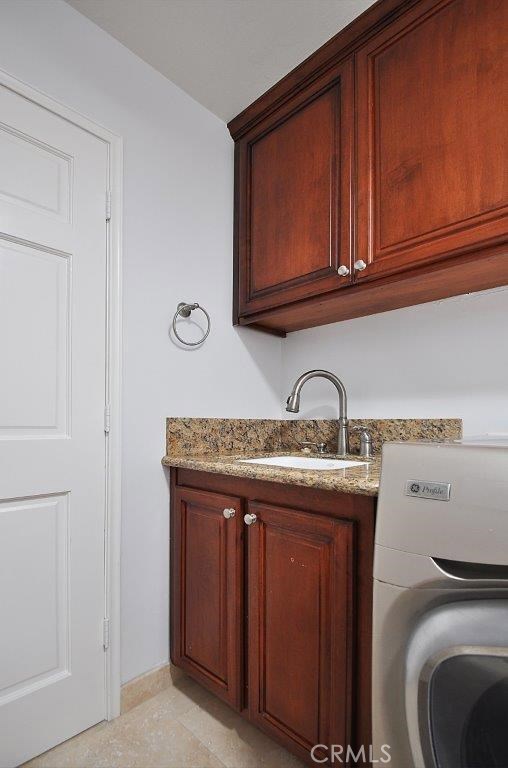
0;84;108;767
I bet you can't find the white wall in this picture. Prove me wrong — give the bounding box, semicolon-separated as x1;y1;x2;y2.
282;287;508;437
0;0;282;683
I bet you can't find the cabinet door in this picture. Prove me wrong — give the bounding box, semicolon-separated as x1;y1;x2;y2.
236;59;353;316
246;501;354;761
171;487;243;709
356;0;508;281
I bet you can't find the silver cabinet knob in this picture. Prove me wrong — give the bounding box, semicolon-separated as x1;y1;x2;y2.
244;513;257;526
337;265;350;276
223;508;236;519
354;259;367;271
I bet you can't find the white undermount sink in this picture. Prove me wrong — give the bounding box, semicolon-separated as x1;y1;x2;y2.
238;456;367;470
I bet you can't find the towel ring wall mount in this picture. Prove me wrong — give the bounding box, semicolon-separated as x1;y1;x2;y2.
172;301;211;346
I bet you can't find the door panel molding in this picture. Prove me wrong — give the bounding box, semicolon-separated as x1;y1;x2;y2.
0;119;72;223
0;493;70;705
0;239;70;437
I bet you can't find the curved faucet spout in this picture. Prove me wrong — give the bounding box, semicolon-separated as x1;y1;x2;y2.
285;369;349;456
286;369;348;418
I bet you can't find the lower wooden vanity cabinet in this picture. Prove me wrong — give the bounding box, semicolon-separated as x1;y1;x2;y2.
171;486;244;709
170;469;376;766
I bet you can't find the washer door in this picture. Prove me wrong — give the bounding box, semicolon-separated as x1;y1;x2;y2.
428;651;508;768
405;600;508;768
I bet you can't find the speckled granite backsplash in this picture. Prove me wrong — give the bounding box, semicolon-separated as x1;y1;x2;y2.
166;417;462;456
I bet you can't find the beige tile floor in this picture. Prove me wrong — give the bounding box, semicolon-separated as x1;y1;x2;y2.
24;674;305;768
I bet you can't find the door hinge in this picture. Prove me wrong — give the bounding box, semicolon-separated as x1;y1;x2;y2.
104;404;111;434
103;618;110;650
105;189;111;221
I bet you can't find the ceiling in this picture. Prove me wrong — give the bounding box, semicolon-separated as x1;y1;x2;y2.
65;0;375;122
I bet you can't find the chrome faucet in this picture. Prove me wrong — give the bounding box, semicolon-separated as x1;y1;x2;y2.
285;369;349;457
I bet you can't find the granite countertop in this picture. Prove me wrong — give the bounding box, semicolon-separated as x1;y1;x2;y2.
162;417;462;498
162;451;381;496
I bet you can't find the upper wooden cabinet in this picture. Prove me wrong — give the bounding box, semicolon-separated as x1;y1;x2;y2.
229;0;508;335
236;60;353;316
356;0;508;281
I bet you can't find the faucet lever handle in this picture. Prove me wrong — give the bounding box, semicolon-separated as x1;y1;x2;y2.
351;426;373;458
299;441;328;454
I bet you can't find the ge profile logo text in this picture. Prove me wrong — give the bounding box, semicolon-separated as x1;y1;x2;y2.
410;482;421;493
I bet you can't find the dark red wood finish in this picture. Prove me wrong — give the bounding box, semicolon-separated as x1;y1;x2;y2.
247;501;354;764
229;0;508;335
170;486;244;709
236;60;354;317
170;468;376;766
236;245;508;333
356;0;508;280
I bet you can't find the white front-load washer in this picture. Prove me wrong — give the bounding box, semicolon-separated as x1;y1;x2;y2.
372;439;508;768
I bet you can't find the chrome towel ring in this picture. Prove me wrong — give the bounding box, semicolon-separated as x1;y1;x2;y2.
172;301;211;346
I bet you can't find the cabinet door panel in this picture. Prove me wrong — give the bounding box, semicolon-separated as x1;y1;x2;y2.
171;487;243;709
356;0;508;280
250;90;337;294
237;59;353;315
247;502;354;759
